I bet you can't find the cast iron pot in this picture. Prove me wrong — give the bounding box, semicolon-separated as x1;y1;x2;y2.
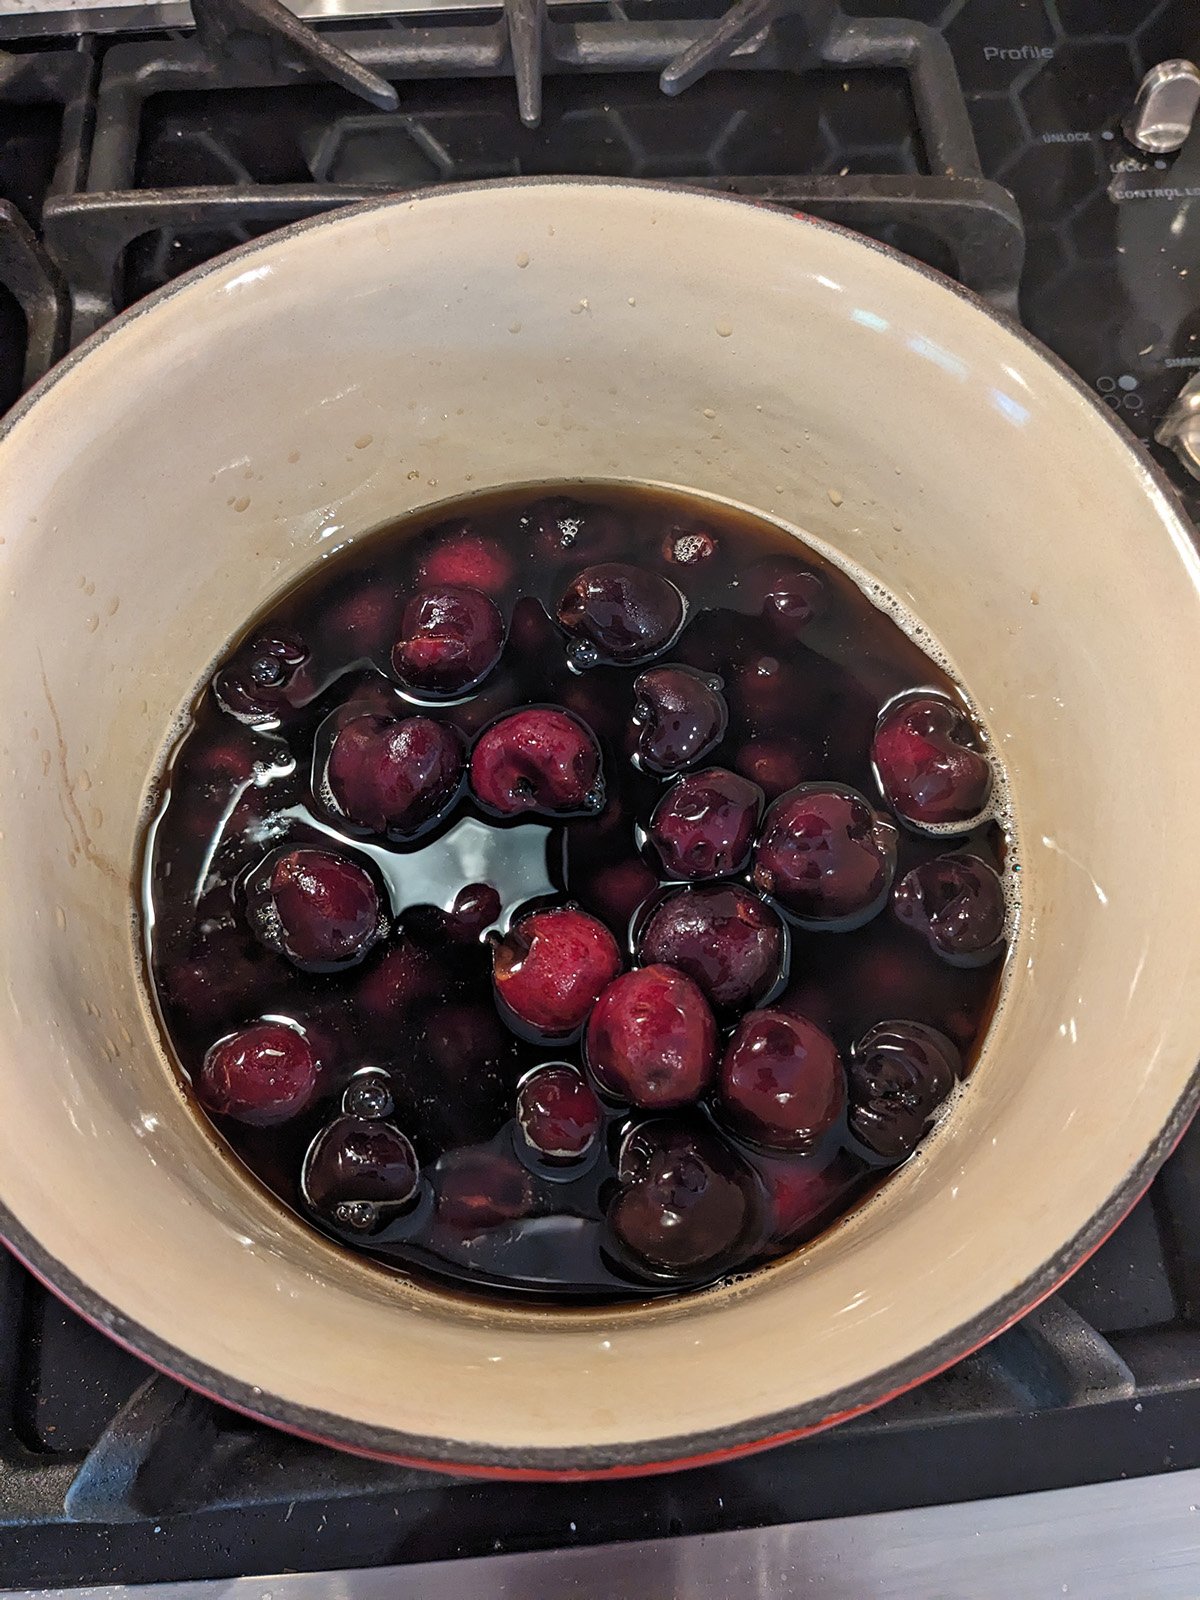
0;180;1198;1477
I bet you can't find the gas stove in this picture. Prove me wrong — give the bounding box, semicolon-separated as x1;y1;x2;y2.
1;2;1199;1592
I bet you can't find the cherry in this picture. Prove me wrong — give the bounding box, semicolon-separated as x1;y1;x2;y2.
356;936;440;1024
893;853;1006;966
742;555;826;636
872;694;992;828
197;1020;318;1126
245;845;387;972
391;1002;516;1156
425;1001;510;1078
556;563;685;667
717;1009;845;1153
516;1064;603;1161
583;857;659;932
734;653;803;726
418;524;514;594
213;632;310;725
752;782;898;928
507;594;560;662
180;733;259;793
341;1069;396;1121
323;581;399;660
631;665;728;776
525;498;627;563
647;768;762;880
391;585;505;696
734;736;816;799
661;525;717;566
492;906;622;1042
470;707;604;817
586;966;717;1109
847;1020;960;1159
164;930;285;1028
319;710;464;838
443;883;503;943
302;1115;420;1230
609;1119;755;1279
435;1146;534;1234
637;884;785;1012
402;882;504;950
758;1151;860;1245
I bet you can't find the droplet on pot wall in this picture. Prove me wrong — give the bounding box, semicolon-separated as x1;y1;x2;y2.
715;322;733;337
233;496;250;513
354;435;373;450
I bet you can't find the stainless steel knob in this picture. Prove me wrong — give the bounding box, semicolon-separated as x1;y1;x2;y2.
1123;59;1200;155
1155;373;1200;480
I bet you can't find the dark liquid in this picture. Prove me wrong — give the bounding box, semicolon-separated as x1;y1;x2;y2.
143;484;1008;1303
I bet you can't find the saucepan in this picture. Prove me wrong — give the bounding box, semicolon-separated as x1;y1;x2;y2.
0;179;1198;1476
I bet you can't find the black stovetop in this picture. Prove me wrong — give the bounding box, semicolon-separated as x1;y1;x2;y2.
2;1;1199;1588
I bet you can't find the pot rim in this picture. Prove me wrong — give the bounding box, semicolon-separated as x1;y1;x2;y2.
1;175;1197;1476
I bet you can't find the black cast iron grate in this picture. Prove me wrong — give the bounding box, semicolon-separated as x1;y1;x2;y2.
38;0;1025;344
1;0;1199;1589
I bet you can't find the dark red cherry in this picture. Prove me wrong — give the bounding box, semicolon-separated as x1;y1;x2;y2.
391;585;504;696
758;1151;860;1245
584;857;659;932
245;846;387;972
735;736;816;799
197;1020;318;1126
516;1065;603;1161
444;883;502;942
752;783;898;928
610;1119;754;1278
556;563;684;667
323;581;399;660
632;665;728;776
418;524;514;595
586;966;717;1109
213;632;310;725
893;853;1006;966
164;930;285;1028
734;653;804;726
525;498;627;563
435;1147;534;1234
302;1115;420;1230
872;695;992;828
647;768;762;880
718;1009;845;1153
470;707;604;817
742;555;826;636
401;882;504;950
661;524;717;566
356;936;441;1025
847;1020;960;1159
320;711;464;838
492;906;623;1042
637;884;785;1012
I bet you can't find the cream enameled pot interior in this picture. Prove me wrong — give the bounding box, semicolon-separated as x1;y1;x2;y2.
0;182;1198;1471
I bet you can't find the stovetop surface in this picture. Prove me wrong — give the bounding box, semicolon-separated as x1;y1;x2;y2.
0;0;1198;1588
